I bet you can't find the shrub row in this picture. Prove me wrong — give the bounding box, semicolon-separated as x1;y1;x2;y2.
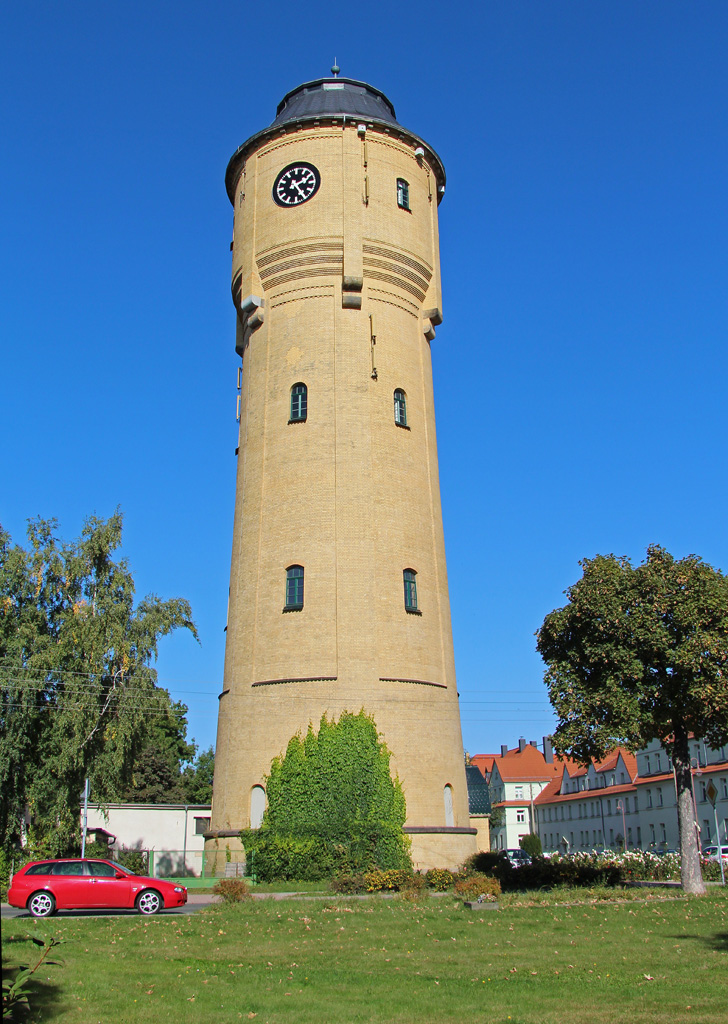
241;824;411;882
332;869;426;893
465;849;721;887
331;867;501;899
466;851;623;890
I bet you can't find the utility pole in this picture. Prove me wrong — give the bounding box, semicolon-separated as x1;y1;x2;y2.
81;778;90;857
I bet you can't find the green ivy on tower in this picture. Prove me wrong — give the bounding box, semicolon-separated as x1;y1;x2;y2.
241;711;411;880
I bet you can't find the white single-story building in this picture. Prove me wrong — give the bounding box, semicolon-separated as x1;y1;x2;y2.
83;803;212;877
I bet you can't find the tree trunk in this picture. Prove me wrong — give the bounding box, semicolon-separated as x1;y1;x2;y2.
672;727;706;895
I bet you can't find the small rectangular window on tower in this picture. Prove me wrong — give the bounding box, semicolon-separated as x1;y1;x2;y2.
396;178;410;210
285;565;304;610
403;569;419;613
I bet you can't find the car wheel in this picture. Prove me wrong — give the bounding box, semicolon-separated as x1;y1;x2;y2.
136;890;162;915
28;891;56;918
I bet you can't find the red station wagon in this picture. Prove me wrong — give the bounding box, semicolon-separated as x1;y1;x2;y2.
8;858;188;917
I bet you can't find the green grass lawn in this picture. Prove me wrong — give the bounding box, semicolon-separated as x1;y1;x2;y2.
3;890;727;1023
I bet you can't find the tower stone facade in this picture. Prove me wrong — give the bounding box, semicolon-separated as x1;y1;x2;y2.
208;74;476;871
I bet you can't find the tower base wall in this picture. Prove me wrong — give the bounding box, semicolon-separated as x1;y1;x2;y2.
406;829;478;873
204;828;478;877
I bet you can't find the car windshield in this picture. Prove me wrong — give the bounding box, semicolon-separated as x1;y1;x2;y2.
108;861;136;876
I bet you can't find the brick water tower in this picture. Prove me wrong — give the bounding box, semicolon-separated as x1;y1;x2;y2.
207;68;476;871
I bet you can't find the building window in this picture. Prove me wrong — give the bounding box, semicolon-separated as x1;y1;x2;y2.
396;178;410;210
290;382;307;422
657;788;663;806
516;809;526;824
514;785;524;799
646;789;652;808
194;817;211;835
285;565;304;609
250;786;266;829
403;569;419;613
394;388;407;427
444;785;454;827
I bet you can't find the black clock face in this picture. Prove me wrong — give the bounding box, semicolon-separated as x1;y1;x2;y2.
273;162;321;207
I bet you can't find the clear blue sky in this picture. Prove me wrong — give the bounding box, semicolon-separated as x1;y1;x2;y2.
3;2;727;759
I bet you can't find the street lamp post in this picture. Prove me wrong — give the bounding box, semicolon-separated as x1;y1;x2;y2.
616;800;627;851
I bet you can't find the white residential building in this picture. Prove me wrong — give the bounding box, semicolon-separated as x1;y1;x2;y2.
83;803;212;877
484;739;560;850
535;749;640;853
635;737;728;852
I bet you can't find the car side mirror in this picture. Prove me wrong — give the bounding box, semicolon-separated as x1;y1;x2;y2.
115;871;126;879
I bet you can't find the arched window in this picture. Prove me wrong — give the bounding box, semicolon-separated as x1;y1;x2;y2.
394;388;407;427
396;178;410;210
444;785;454;827
290;382;307;422
285;565;304;609
403;568;418;612
250;785;266;829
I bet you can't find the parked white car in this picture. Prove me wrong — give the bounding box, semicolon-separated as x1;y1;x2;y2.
702;845;728;863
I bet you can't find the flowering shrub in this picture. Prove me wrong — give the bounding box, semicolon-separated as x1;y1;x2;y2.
425;868;454;891
364;869;425;892
332;869;424;893
548;849;719;883
453;874;501;901
212;878;250;902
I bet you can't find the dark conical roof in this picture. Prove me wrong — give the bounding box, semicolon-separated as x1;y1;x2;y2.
271;78;398;128
225;74;445;203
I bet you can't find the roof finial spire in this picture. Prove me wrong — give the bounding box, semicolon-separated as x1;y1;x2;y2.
331;58;340;77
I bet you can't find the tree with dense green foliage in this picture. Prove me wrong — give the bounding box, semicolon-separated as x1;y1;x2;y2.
487;800;505;830
536;545;728;895
241;711;410;880
182;745;215;804
519;832;542;858
121;700;196;803
0;512;197;853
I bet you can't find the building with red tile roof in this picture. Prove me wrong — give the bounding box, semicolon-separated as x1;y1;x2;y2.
473;735;728;855
485;738;561;850
534;748;639;853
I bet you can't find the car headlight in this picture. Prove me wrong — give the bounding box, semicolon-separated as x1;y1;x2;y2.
173;886;185;893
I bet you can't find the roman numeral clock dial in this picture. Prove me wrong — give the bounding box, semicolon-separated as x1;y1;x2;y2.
273;162;321;207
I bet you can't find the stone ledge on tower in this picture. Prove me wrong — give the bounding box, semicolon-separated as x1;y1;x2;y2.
342;275;363;309
235;294;265;356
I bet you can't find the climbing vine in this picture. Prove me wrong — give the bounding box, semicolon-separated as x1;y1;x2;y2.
241;711;411;879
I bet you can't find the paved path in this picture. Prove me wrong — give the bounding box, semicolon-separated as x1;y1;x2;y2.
1;894;220;920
